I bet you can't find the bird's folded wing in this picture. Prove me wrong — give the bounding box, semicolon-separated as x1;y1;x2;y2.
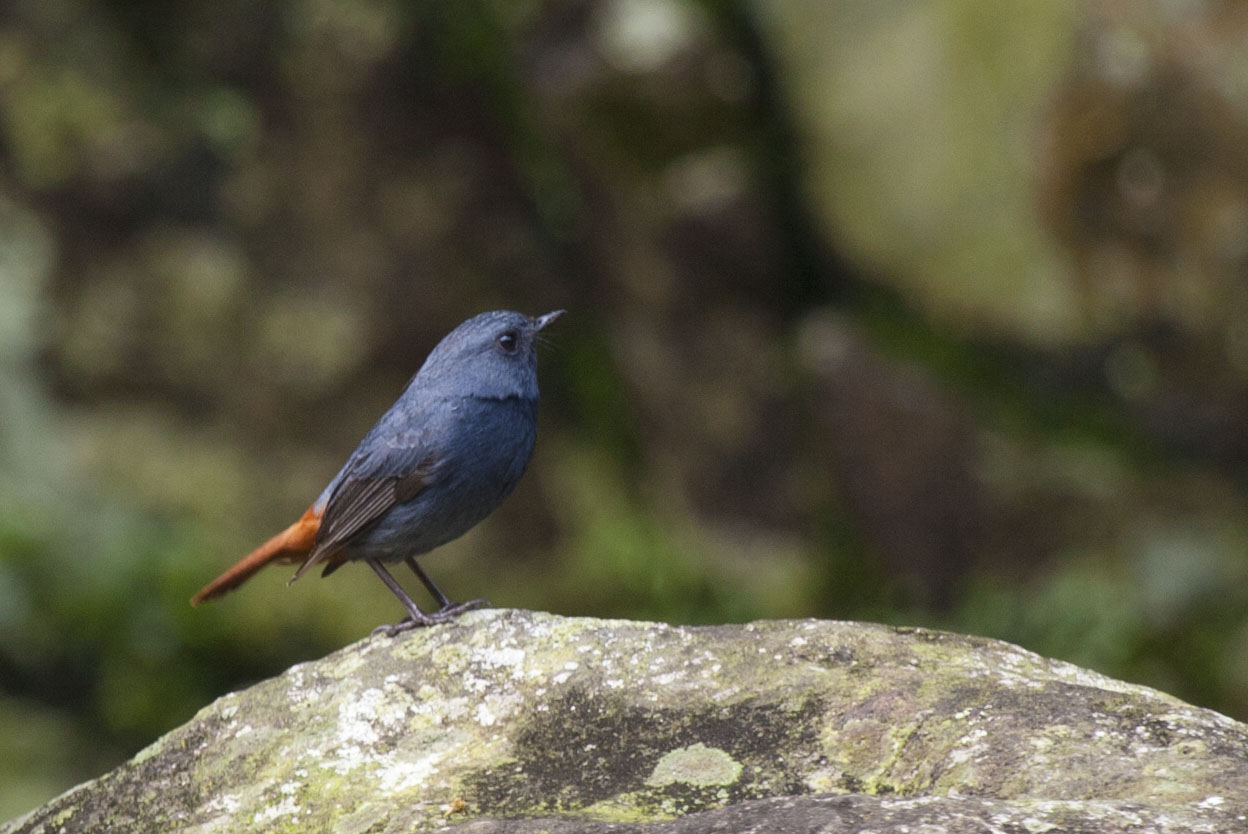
292;449;435;579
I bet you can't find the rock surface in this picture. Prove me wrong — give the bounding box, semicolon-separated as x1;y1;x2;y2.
5;609;1246;833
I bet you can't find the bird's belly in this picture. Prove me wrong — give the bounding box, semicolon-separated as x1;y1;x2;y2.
346;396;537;562
346;488;500;561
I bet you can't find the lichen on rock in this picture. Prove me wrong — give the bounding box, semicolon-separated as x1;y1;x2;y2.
4;610;1247;833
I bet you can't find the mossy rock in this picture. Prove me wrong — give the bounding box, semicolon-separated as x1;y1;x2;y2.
5;610;1244;832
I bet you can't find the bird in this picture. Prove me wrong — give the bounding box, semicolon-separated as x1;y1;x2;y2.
191;309;564;634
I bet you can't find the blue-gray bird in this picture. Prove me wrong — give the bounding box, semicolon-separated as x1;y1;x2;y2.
191;309;563;634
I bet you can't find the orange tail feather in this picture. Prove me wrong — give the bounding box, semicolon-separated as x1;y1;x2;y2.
191;506;321;606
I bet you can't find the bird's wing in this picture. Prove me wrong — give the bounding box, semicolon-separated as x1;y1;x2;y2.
291;435;437;580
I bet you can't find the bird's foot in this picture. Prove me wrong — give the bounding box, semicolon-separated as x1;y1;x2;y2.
371;598;492;637
437;597;490;616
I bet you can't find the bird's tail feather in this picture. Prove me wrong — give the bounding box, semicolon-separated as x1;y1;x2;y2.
190;506;321;605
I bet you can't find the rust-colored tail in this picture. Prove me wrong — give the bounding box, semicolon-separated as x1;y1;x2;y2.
191;506;321;606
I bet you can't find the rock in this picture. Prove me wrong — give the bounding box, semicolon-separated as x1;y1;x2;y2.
5;609;1245;833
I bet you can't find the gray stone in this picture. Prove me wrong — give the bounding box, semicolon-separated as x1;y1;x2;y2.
5;610;1245;833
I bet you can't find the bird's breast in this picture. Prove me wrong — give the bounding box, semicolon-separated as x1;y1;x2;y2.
443;395;538;488
349;396;538;560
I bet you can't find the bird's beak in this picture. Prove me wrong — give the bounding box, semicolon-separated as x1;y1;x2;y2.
535;310;565;331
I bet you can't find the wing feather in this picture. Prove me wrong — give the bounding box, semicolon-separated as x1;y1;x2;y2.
291;445;435;580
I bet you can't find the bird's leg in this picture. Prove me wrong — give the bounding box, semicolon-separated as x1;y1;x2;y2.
367;559;487;636
404;556;450;608
366;559;445;635
404;556;489;616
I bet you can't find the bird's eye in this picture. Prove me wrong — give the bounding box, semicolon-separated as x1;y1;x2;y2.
497;331;518;353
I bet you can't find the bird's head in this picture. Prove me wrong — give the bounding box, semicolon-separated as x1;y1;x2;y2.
413;309;564;401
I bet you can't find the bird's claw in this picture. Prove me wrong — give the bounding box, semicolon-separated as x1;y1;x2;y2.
440;598;490;616
372;598;491;637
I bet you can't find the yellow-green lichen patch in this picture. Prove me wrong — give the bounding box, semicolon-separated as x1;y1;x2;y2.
645;743;743;788
423;639;474;672
323;649;366;681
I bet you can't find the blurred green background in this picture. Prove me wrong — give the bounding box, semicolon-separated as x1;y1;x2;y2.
5;0;1248;820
